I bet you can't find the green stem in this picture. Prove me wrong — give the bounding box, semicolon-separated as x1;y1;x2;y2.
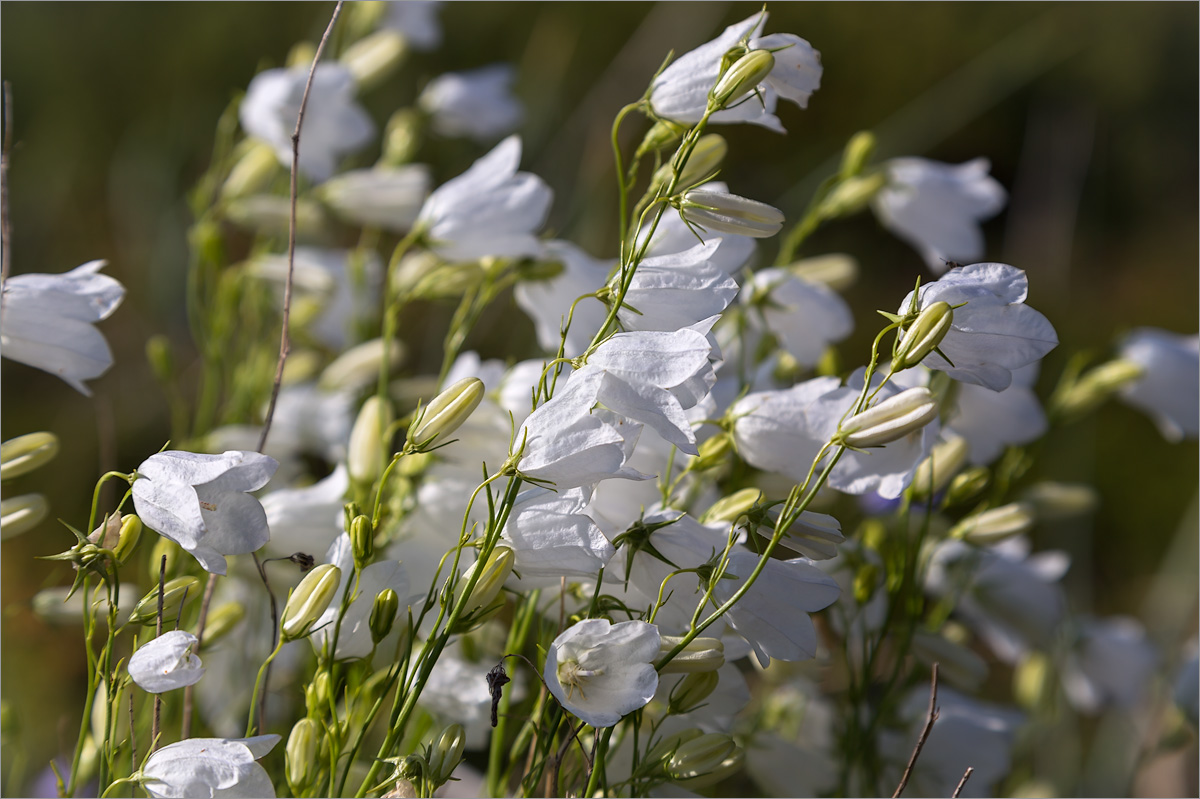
245;636;285;737
485;589;541;796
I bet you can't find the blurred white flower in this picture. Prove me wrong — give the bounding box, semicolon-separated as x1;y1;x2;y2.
382;0;443;51
415;135;552;262
318;165;431;232
133;450;278;575
239;64;375;183
311;533;412;661
129;630;205;694
741;267;853;368
898;262;1058;391
650;13;822;133
420;64;523;142
0;260;125;395
260;464;348;558
1117;327;1199;441
948;363;1048;465
1061;616;1158;714
545;618;660;727
1174;643;1199;728
140;734;280;799
872;157;1006;273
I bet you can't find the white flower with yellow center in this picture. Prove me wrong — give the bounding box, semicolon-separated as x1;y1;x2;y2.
544;619;660;727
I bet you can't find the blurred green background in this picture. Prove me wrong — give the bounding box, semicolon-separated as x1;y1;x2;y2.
2;2;1196;794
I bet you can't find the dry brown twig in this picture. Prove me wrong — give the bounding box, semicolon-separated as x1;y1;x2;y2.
892;662;940;798
952;766;975;798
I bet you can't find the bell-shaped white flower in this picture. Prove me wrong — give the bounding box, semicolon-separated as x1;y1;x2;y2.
128;630;205;694
649;13;822;133
741;267;853;368
712;550;840;667
317;165;431;232
730;376;839;482
513;240;611;356
415;135;552;262
948;363;1048;465
872;157;1006;273
382;0;443;51
1061;616;1158;715
132;450;279;575
1117;327;1199;442
140;734;280;799
502;487;615;585
0;260;125;395
419;64;523;142
544;618;660;727
239;64;375;183
898;262;1058;391
260;464;348;558
620;239;740;334
311;533;412;661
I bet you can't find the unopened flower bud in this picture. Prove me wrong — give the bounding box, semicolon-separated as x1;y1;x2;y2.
281;564;341;641
454;547;514;616
221;140;281;200
894;301;954;371
147;537;183;584
785;253;859;293
701;488;763;524
306;668;335;715
410;261;484;301
635;119;686;159
129;576;201;626
710;49;775;109
224;195;329;238
691;432;733;472
658;636;724;674
1014;651;1052;711
112;515;143;564
911;434;969;498
370;588;400;644
817;172;887;219
350;515;375;568
652;134;727;195
341;30;408;91
1053;359;1144;420
835;387;939;448
381;109;423;167
320;338;405;392
349;396;394;485
1;432;59;480
951;502;1035;545
680;189;784;238
668;671;721;715
286;718;322;794
426;723;466;786
640;729;703;777
945;466;990;506
0;494;48;540
407;378;485;452
853;562;881;605
201;602;245;646
32;585;130;625
667;732;739;782
839;130;876;180
145;335;175;385
1020;481;1099;520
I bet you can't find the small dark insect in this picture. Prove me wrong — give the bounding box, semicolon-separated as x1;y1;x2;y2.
940;259;964;270
486;663;511;727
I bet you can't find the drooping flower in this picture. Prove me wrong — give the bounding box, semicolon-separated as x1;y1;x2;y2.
0;260;125;395
317;165;431;232
260;464;348;558
1116;327;1199;442
382;0;443;51
544;618;660;727
239;64;375;183
741;267;853;368
414;135;552;262
139;734;280;799
1061;616;1158;715
730;376;840;482
419;64;523;142
948;363;1048;465
132;450;279;575
872;157;1007;274
898;262;1058;391
649;13;822;133
502;487;615;585
128;630;205;694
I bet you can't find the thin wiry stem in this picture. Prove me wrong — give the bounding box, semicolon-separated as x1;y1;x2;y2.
1;81;12;289
952;766;974;798
892;663;940;798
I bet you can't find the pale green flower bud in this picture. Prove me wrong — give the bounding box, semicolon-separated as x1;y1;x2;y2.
370;588;400;645
287;42;317;69
658;635;724;674
306;668;335;716
454;547;514;617
1;432;59;480
341;30;408;91
817;172;887;219
426;723;466;787
220;140;281;200
785;253;859;293
945;466;990;506
951;502;1035;545
1052;359;1143;420
835;387;939;448
667;732;739;783
112;515;143;564
910;434;969;499
129;577;202;626
380;109;423;168
224;195;329;238
0;494;48;540
349;396;394;484
1014;651;1052;712
838;130;876;180
1020;481;1099;521
147;537;183;584
410;261;485;301
710;49;775;110
145;334;175;384
201;602;246;646
319;338;406;392
407;378;485;452
640;729;703;777
680;189;784;238
32;585;130;625
667;671;720;715
635;119;687;159
701;488;763;525
281;564;342;641
350;515;375;568
853;562;881;605
894;301;954;372
651;134;727;195
286;717;322;795
690;432;733;472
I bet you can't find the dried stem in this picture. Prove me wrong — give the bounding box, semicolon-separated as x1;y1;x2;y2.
952;766;974;798
257;0;345;454
179;572;219;739
151;556;167;752
892;662;939;798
